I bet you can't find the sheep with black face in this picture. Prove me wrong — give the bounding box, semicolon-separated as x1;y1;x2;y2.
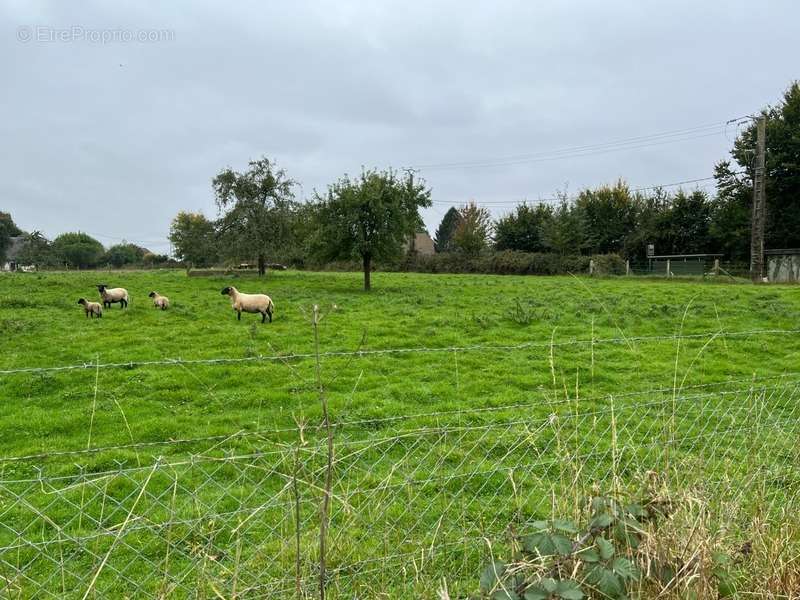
221;286;274;323
148;291;169;310
78;298;102;318
97;284;129;309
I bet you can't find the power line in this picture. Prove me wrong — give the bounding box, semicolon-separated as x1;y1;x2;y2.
410;120;729;171
427;175;723;206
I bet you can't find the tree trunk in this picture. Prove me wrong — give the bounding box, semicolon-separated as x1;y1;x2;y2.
363;253;371;291
258;253;266;276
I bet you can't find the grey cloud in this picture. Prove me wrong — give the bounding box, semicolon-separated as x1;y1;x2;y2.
1;0;798;249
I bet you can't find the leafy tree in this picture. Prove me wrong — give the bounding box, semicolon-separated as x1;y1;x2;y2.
312;168;431;290
663;189;711;254
51;232;104;269
142;252;171;267
213;158;295;275
494;203;552;253
169;211;219;267
104;243;146;268
433;207;461;252
723;81;800;252
452;201;492;256
15;231;55;267
541;199;589;255
0;211;22;263
709;161;751;261
574;181;637;254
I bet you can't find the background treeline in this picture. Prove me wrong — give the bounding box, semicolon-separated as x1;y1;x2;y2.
3;82;798;281
164;82;799;278
0;217;177;270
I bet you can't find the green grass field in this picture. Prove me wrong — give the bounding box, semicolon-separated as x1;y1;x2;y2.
1;270;800;598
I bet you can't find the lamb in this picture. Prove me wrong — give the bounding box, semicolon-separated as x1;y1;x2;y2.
77;298;103;318
221;286;274;323
148;291;170;310
97;284;129;309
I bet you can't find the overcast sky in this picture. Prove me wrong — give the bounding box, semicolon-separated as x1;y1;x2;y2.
2;1;798;254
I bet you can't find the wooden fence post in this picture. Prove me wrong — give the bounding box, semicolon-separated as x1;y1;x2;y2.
625;260;630;276
714;258;720;275
666;259;671;278
589;259;595;276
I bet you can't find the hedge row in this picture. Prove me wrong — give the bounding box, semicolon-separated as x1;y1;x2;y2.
400;251;627;276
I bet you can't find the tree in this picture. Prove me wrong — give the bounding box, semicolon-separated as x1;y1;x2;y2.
0;211;22;263
622;190;670;260
574;181;637;254
723;81;800;252
452;201;492;256
15;231;55;267
142;252;171;267
494;203;552;253
52;232;104;269
213;158;295;275
541;199;589;255
169;211;219;267
312;168;431;290
661;190;711;254
104;243;146;268
433;207;461;252
709;161;751;261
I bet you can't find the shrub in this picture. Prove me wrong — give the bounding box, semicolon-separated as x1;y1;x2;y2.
591;254;627;275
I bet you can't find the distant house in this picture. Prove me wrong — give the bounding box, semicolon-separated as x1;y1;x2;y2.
1;236;32;272
407;232;435;256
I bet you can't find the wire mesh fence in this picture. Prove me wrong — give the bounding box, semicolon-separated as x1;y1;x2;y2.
1;329;799;598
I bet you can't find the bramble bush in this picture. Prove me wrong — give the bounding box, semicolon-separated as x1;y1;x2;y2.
478;491;740;600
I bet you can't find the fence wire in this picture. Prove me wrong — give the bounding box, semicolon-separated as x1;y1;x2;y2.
1;331;799;598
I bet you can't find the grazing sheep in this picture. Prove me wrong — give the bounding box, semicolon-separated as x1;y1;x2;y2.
148;291;169;310
97;284;129;309
77;298;102;318
221;286;274;323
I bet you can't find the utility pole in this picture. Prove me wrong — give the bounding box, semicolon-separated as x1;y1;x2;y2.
750;115;767;282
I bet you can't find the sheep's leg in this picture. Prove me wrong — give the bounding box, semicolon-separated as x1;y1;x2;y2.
261;311;266;324
267;309;272;323
237;310;241;321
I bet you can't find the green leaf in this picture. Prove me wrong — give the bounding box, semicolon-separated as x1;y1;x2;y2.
577;547;600;563
524;589;549;600
551;533;573;556
492;590;521;600
596;537;615;560
711;551;732;566
555;579;584;600
522;532;555;556
611;557;639;580
624;503;647;518
552;519;578;533
539;578;558;593
716;575;737;599
585;565;622;597
480;561;507;593
612;521;640;550
531;520;550;532
590;514;613;530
